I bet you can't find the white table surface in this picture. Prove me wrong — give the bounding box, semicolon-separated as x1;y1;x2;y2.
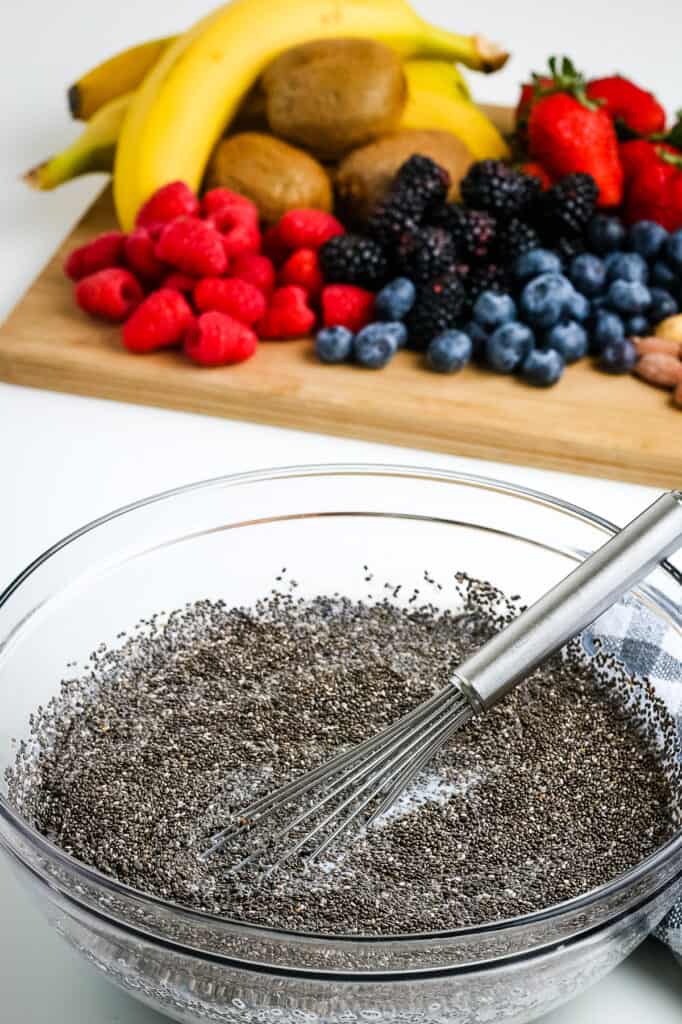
2;1;682;1021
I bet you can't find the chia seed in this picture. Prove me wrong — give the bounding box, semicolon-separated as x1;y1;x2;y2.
6;574;680;936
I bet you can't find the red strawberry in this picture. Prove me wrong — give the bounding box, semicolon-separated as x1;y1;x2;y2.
586;76;666;137
624;146;682;229
515;76;552;130
528;93;623;207
620;139;679;184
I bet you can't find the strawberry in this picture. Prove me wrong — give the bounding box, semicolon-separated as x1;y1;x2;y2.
527;59;623;207
623;146;682;229
586;76;666;137
515;76;552;131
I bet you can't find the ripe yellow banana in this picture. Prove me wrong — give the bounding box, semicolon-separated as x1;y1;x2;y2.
400;61;510;160
24;93;131;190
114;0;509;229
68;37;174;120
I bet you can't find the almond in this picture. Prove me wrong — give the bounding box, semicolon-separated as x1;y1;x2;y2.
634;335;681;359
655;314;682;343
635;352;682;390
675;380;682;409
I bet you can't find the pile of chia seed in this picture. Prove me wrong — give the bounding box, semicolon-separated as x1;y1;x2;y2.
6;574;679;936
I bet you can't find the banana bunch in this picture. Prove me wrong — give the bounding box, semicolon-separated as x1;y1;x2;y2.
28;0;510;226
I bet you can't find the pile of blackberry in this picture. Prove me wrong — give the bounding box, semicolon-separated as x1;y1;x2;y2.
318;157;600;349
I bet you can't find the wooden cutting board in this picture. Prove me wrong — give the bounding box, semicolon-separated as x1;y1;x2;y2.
0;187;680;488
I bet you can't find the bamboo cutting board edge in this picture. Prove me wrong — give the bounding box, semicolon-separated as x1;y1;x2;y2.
0;187;681;490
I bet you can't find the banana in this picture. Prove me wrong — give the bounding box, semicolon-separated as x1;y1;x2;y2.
113;0;509;229
24;93;131;190
400;60;510;160
68;37;174;120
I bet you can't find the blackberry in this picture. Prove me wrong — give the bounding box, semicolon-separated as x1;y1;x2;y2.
554;235;587;264
465;262;510;303
396;227;457;284
405;274;466;349
368;197;419;248
496;218;541;264
535;173;599;238
431;205;497;262
460;160;540;220
319;234;389;289
393;155;451;214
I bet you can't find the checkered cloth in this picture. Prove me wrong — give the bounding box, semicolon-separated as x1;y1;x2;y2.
585;592;682;965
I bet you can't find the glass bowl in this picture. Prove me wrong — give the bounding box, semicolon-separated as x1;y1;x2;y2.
1;464;681;1024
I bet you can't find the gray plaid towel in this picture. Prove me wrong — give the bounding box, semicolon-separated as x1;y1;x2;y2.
585;595;682;964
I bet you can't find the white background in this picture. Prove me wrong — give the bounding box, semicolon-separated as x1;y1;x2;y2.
1;1;682;1021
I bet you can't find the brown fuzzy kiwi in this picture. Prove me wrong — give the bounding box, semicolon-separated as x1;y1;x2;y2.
204;132;332;224
262;39;406;161
335;130;474;224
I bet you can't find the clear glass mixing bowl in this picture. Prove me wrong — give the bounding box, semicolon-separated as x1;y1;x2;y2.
1;465;681;1024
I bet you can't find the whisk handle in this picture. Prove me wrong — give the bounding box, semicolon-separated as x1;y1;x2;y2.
455;490;682;712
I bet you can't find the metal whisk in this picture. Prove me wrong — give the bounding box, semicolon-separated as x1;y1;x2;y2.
203;490;682;875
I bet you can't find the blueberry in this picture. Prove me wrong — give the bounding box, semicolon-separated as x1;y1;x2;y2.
464;320;489;363
627;220;668;260
520;349;565;387
513;248;562;281
353;323;401;368
472;290;517;328
648;287;679;324
569;253;607;296
663;230;682;272
485;322;534;374
544;320;588;363
315;326;354;364
587;214;626;254
598;337;639;374
605;251;649;283
426;330;473;373
590;294;609;313
607;279;652;314
591;310;625;353
651;259;679;292
520;272;573;328
374;277;416;321
625;315;650;336
566;290;590;322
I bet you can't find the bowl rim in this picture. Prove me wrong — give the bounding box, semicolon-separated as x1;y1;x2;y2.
1;461;681;949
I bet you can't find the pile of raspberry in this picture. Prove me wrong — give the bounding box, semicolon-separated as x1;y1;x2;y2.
65;180;379;366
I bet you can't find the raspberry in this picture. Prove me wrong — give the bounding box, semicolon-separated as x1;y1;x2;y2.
155;217;227;277
231;252;276;295
257;286;316;339
194;277;267;325
64;231;126;281
135;181;200;231
279;248;324;299
319;235;389;289
321;285;375;333
261;224;290;265
220;220;261;261
277;209;344;251
75;268;144;321
122;288;194;353
202;188;259;227
184;311;258;366
124;227;166;284
162;271;197;293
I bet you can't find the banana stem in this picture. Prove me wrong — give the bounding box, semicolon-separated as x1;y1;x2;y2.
23;143;115;190
418;24;509;72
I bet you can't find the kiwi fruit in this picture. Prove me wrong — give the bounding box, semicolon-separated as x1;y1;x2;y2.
204;132;332;224
336;130;474;224
262;39;406;161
